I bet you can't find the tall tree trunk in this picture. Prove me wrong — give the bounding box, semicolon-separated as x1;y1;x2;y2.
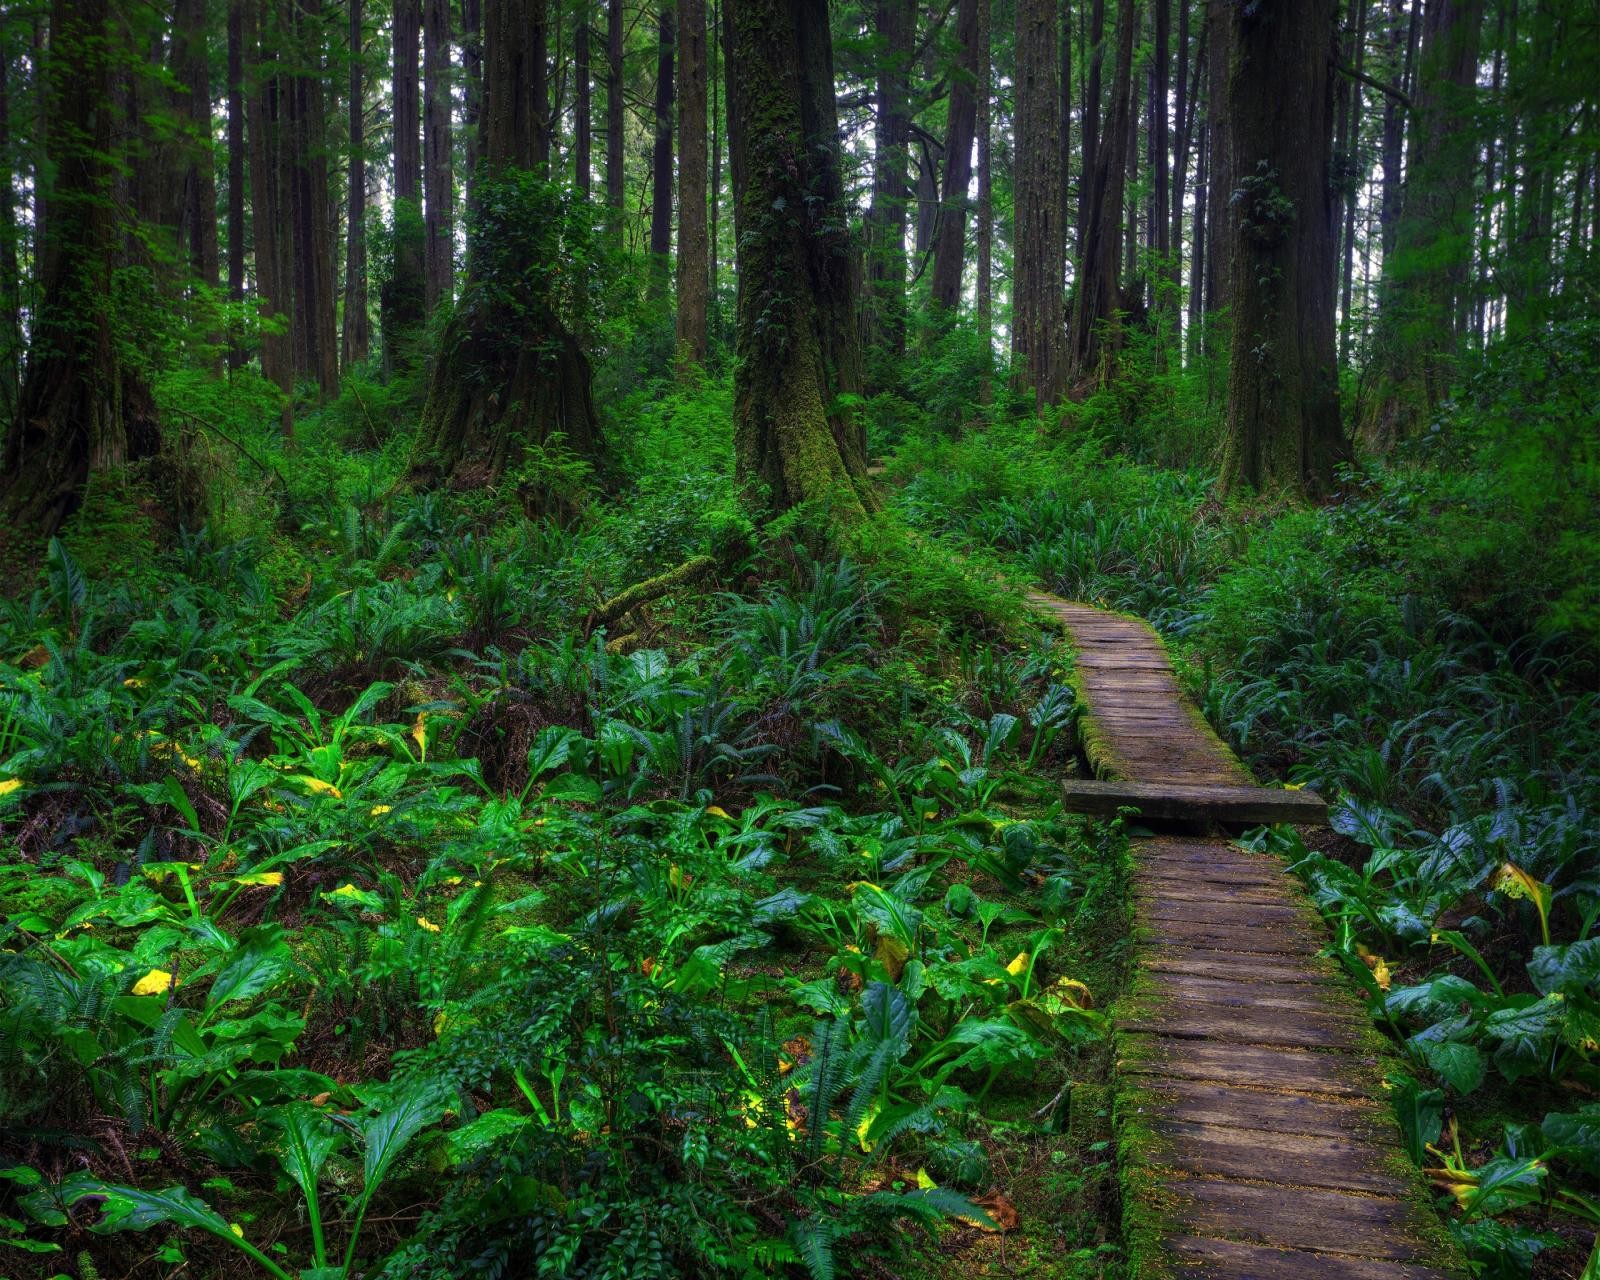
3;0;160;535
0;34;20;423
725;0;873;518
675;0;709;365
410;0;602;490
1472;0;1506;344
1152;0;1170;299
864;0;912;361
975;0;993;390
384;0;425;373
1338;0;1369;365
247;1;294;431
575;1;592;193
423;0;454;313
1012;0;1065;407
1124;49;1140;302
1168;0;1191;307
172;0;220;343
1216;0;1350;497
1203;0;1232;314
462;0;482;201
649;1;676;291
1379;0;1421;259
606;0;625;228
1068;0;1135;386
1059;3;1073;273
227;0;247;368
1364;0;1484;446
343;0;370;368
1189;107;1207;357
287;0;338;399
930;0;980;314
1077;0;1105;253
710;0;722;323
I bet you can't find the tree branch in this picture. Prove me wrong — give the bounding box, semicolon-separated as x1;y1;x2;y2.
1336;59;1410;110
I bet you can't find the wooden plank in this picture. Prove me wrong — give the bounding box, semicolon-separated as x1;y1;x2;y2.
1151;1121;1411;1195
1120;1003;1364;1051
1119;1038;1369;1096
1140;947;1339;985
1167;1178;1428;1259
1150;973;1353;1014
1142;1081;1389;1140
1137;898;1309;927
1061;779;1327;824
1141;919;1313;955
1169;1237;1457;1279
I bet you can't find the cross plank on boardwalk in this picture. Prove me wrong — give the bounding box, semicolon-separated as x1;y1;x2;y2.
1023;590;1460;1276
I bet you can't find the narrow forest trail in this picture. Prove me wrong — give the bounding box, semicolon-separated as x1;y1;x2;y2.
1026;592;1462;1278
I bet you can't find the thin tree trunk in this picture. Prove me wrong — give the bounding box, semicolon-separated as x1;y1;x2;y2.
384;0;424;373
1077;0;1105;253
1152;0;1170;298
1338;0;1369;365
1068;0;1135;385
287;0;338;399
1059;1;1072;274
247;1;294;431
930;0;979;314
675;0;708;365
1169;0;1190;306
173;0;220;315
975;0;992;392
227;0;247;368
343;0;370;368
462;0;482;201
649;1;676;291
423;0;454;312
865;0;913;359
395;0;421;203
575;1;592;193
607;0;625;227
1216;0;1350;497
0;34;20;422
1189;109;1207;357
1203;0;1231;314
1012;0;1065;406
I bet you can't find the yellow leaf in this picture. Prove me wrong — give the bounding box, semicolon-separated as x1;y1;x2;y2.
668;863;684;891
433;1010;450;1036
0;777;23;797
704;805;731;819
1491;863;1553;942
132;969;174;996
874;934;910;982
916;1167;937;1190
370;804;392;816
415;915;442;933
411;712;428;761
330;883;363;898
1283;782;1304;791
856;1101;880;1152
1005;952;1029;977
123;677;145;688
293;776;343;799
229;1223;244;1238
232;872;283;888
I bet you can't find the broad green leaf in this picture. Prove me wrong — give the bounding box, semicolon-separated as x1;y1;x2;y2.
1542;1106;1600;1176
1528;939;1600;998
443;1110;532;1166
64;1180;292;1280
1483;995;1563;1082
860;982;913;1047
207;927;292;1009
1421;1040;1486;1095
360;1080;444;1194
271;1105;340;1209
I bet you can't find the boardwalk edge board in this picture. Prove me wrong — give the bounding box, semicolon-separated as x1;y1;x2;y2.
1023;591;1464;1277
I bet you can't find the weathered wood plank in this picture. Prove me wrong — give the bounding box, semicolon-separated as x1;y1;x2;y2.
1120;1003;1365;1051
1141;1081;1390;1140
1151;1120;1411;1195
1119;1038;1370;1096
1061;779;1328;823
1169;1236;1456;1278
1167;1177;1429;1258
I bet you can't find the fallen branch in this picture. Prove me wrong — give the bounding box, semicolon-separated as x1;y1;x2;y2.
588;555;718;633
167;406;287;487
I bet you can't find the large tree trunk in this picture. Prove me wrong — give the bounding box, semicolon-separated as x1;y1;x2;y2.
975;0;992;377
649;1;676;292
423;0;454;313
1363;0;1484;446
1077;0;1105;254
1067;0;1135;386
384;0;425;372
863;0;912;361
227;0;247;368
1012;0;1065;407
2;0;159;535
606;0;625;229
1151;0;1170;301
1203;0;1232;315
462;0;482;203
247;1;294;432
286;0;338;399
1216;0;1350;497
343;0;370;368
1337;0;1369;366
675;0;709;366
930;0;980;315
0;36;20;424
410;0;603;489
725;0;874;518
173;0;220;350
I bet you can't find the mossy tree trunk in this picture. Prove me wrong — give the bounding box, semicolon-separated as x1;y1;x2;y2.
383;0;425;373
1;0;159;536
409;0;604;489
725;0;874;520
1011;0;1065;407
862;0;911;365
675;0;709;367
1215;0;1351;499
929;0;981;317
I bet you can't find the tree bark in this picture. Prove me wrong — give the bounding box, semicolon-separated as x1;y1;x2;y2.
930;0;980;315
286;0;338;399
172;0;220;316
975;0;992;352
1077;0;1105;254
649;1;677;292
247;1;294;431
409;0;603;488
227;0;247;368
1012;0;1065;406
675;0;709;365
1068;0;1135;386
1203;0;1232;314
1337;0;1368;366
2;0;160;535
0;33;20;423
864;0;912;361
343;0;370;368
423;0;454;313
575;1;593;194
1152;0;1170;296
384;0;425;373
1216;0;1350;498
462;0;482;202
725;0;874;518
606;0;625;228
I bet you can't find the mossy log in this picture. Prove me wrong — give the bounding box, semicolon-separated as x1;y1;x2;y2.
588;554;717;633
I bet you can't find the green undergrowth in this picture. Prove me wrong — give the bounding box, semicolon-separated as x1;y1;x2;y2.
0;384;1154;1277
887;319;1600;1278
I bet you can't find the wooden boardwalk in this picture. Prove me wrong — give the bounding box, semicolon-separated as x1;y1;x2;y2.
1027;592;1458;1278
